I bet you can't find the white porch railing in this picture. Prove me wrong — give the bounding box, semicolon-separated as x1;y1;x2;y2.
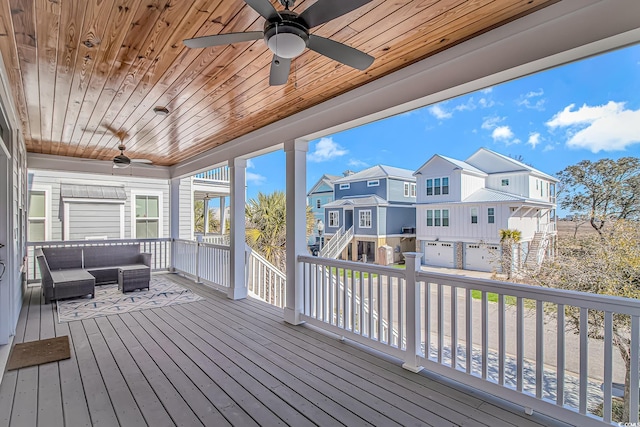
194;166;230;183
201;234;230;245
173;239;230;289
319;226;353;259
246;246;286;307
26;238;172;282
298;253;640;426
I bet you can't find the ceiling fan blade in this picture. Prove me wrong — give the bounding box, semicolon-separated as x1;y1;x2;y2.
269;55;291;86
131;159;153;164
308;35;374;70
299;0;372;29
244;0;280;20
184;31;263;49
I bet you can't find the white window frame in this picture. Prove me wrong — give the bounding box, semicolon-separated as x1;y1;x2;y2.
442;209;449;227
28;186;51;241
487;207;495;224
426;210;433;227
359;209;372;228
367;179;380;187
471;207;478;224
328;211;340;227
339;183;350;190
410;183;416;197
131;190;163;239
404;182;410;197
426;176;449;196
502;179;509;186
426;209;449;227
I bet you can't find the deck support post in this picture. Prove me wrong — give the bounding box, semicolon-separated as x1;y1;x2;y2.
219;196;227;235
228;158;247;300
169;178;181;272
203;196;210;235
402;252;424;373
284;139;308;325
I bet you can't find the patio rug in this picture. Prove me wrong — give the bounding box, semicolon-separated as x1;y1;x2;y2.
57;275;203;322
7;336;70;370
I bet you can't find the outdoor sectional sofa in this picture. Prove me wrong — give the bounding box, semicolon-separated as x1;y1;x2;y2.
36;244;151;304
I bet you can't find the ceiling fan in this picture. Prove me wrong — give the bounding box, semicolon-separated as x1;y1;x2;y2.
101;124;153;168
183;0;374;85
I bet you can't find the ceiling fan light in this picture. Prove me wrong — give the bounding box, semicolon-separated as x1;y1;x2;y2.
153;106;170;116
267;33;306;58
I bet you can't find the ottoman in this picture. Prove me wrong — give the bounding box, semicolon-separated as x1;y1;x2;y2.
117;265;151;293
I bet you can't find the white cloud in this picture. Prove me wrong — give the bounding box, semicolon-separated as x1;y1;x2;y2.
481;87;493;94
481;116;504;130
428;104;452;119
542;144;555;152
528;132;541;149
246;158;255;168
492;126;515;141
308;137;348;162
517;89;545;111
546;101;640;152
478;97;495;108
246;171;266;185
348;158;369;168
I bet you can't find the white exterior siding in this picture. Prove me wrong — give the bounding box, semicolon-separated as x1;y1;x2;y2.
460;172;485;200
486;172;530;197
179;177;194;240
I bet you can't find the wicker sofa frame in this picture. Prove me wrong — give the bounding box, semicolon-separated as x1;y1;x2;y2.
36;245;151;304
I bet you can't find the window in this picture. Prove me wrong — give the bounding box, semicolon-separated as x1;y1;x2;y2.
28;191;46;241
410;183;416;197
328;211;339;227
426;209;449;227
404;182;410;197
487;208;495;224
316;199;321;209
501;179;509;186
367;180;380;187
426;177;449;196
359;210;372;228
471;207;478;224
339;183;350;190
135;195;159;238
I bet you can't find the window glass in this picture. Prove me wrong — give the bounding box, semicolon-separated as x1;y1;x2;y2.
442;209;449;227
434;178;441;195
426;179;433;196
501;179;509;186
404;182;410;197
368;180;380;187
359;210;371;228
410;183;416;197
434;210;441;226
442;177;449;195
29;220;45;241
29;192;45;217
471;207;478;224
329;211;339;227
426;210;433;226
316;199;321;209
488;208;495;224
339;183;350;190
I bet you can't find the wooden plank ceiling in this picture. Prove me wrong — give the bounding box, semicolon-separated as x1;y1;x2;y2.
0;0;556;167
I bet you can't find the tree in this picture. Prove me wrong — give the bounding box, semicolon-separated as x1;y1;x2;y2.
193;200;220;234
557;157;640;236
529;220;640;421
245;191;314;271
499;229;521;279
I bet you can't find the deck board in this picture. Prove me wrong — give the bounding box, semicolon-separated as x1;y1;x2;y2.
0;276;573;427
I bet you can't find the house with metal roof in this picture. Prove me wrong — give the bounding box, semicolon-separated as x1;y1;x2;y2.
307;173;341;224
322;165;416;263
414;148;558;272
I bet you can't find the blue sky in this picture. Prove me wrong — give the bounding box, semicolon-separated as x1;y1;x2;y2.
245;43;640;214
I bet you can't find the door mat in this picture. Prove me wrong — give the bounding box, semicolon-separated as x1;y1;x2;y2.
7;336;70;370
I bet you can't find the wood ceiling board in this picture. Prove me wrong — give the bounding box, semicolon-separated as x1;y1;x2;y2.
2;0;559;166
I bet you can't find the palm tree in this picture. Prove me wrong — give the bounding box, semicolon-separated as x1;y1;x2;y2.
499;228;522;279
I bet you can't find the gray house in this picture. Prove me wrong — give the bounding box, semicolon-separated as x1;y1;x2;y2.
323;165;416;263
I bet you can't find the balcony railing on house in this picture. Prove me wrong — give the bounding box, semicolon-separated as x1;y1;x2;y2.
173;239;230;290
193;166;230;183
298;254;640;426
246;246;286;307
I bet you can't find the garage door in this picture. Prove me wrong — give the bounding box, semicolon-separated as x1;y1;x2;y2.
423;241;455;268
464;244;501;272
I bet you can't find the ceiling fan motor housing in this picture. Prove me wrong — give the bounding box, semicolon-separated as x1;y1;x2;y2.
264;11;309;58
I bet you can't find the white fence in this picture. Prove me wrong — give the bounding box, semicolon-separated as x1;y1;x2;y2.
246;247;286;307
194;166;230;182
298;253;640;426
173;239;230;289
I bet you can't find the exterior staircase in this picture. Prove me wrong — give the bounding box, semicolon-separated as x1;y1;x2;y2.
524;229;551;270
320;226;354;259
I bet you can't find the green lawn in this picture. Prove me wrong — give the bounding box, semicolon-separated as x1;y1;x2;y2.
470;290;517;305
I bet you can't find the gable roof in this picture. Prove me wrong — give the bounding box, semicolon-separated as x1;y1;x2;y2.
414;154;487;176
466;148;558;181
307;174;341;196
334;165;415;184
324;195;389;208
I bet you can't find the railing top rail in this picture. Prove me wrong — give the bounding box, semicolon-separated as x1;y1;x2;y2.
416;270;640;315
28;238;172;247
250;248;287;281
198;241;231;250
299;255;405;278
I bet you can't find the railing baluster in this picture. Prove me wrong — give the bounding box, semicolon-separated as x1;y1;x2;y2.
466;288;472;374
425;282;431;359
631;315;640;424
579;308;588;414
536;300;544;399
378;273;383;341
368;273;373;338
398;278;403;347
603;311;613;423
482;291;488;379
451;286;457;369
517;297;524;391
438;283;443;363
387;275;392;344
498;294;505;385
342;267;347;329
360;270;365;336
556;304;565;406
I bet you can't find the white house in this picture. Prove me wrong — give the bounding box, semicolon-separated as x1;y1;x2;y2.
414;148;557;272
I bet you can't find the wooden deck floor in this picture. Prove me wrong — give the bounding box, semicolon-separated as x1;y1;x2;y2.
0;274;571;427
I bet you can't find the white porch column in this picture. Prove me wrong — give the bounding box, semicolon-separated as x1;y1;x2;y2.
219;196;226;234
284;139;308;325
228;158;247;300
402;252;424;373
169;178;181;272
203;196;210;234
